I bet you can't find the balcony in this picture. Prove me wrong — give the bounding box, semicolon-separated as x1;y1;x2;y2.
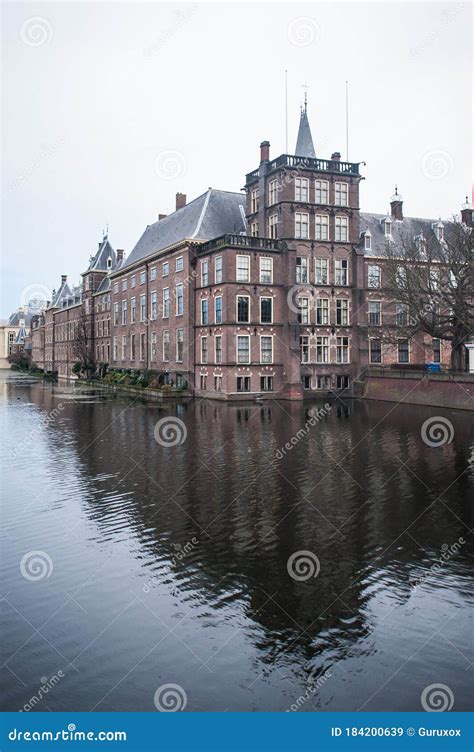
245;154;360;183
197;234;281;255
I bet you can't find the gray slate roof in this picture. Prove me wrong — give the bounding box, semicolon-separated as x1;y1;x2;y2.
85;237;116;272
8;310;34;326
120;189;246;270
295;109;316;158
359;212;447;257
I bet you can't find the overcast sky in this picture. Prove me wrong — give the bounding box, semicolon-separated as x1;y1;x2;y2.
2;1;471;316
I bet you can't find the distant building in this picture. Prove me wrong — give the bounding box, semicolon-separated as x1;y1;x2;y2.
21;107;472;396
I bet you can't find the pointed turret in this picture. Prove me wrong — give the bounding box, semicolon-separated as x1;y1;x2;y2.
295;102;316;158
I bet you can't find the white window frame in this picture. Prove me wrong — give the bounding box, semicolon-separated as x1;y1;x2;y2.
260;335;273;364
215;255;223;284
268;179;279;205
259;257;273;284
214;295;223;324
236;334;250;364
315;180;329;204
335;216;349;242
315;257;329;284
236;294;250;324
335;182;348;207
315;215;329;241
368;264;381;289
295;212;309;239
268;214;278;239
176;283;184;316
236;254;250;282
175;256;183;272
295;177;309;202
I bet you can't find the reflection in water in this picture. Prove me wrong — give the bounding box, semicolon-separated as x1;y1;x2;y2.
1;372;473;712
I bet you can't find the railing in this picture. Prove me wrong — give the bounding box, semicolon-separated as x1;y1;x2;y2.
245;154;360;183
197;234;281;255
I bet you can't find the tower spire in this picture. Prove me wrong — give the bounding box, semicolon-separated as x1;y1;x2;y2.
295;94;315;158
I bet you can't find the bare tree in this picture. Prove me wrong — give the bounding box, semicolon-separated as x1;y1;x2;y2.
72;309;95;377
378;218;473;370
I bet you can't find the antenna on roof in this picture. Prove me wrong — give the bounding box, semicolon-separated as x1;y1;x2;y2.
285;69;288;153
302;82;309;114
345;81;349;162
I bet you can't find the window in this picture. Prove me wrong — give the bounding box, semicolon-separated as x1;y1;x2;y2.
364;233;372;251
368;300;381;326
260;257;273;284
139;332;145;361
335;216;349;242
237;376;250;393
250;221;259;237
151;332;157;360
214;375;222;391
150;267;157;281
295;212;309;239
176;256;183;272
236;255;250;282
163;331;170;361
163;288;170;318
250;188;259;214
113;282;119;294
201;336;208;363
114;302;119;325
370;338;382;363
316;298;329;325
268;215;278;239
215;255;223;284
384;218;392;238
429;269;440;290
131;275;136;288
298;297;309;324
140;294;146;322
201;298;208;325
150;291;158;320
315;180;329;204
130;333;136;360
121;335;127;360
140;271;146;284
296;256;308;284
200;375;207;390
315;215;329;241
295;177;309;202
260;376;273;392
176;329;184;362
215;296;222;324
237;295;250;323
317;375;331;389
269;179;278;205
260;336;273;364
315;257;329;285
336;336;350;363
396;304;409;327
215;335;222;364
162;262;169;277
176;284;184;315
237;335;250;364
121;300;127;325
336;299;350;326
396;266;407;287
260;297;272;324
302;375;311;390
335;259;349;286
113;336;118;361
337;375;350;389
201;260;209;286
130;296;136;323
316;336;329;363
300;335;309;363
335;182;348;206
398;339;409;364
432;338;441;363
122;279;128;291
368;265;381;288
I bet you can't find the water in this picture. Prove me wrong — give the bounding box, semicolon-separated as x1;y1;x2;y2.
1;371;472;712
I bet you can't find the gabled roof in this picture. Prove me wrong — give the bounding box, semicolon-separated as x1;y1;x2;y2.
50;281;72;308
359;212;449;258
119;189;246;271
8;310;34;326
84;237;116;273
295;108;316;158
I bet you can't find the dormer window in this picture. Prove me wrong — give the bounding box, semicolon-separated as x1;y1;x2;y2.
415;232;427;258
364;231;372;251
384;216;392;238
432;221;444;242
107;256;112;269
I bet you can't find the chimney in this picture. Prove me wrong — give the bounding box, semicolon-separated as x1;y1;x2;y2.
260;141;270;163
158;213;167;221
116;249;124;262
331;151;341;162
176;193;187;211
390;186;403;221
61;274;67;285
461;196;473;227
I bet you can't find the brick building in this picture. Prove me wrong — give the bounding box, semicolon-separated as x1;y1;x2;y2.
27;107;472;397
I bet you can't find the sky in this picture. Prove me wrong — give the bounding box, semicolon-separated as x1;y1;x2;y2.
1;1;472;316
